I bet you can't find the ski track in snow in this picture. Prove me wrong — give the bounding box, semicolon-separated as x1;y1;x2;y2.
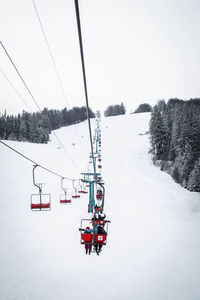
1;113;200;300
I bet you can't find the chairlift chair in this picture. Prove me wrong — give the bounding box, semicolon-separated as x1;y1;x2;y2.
81;182;88;194
96;189;103;199
60;178;71;204
31;165;51;211
80;218;110;247
78;179;84;193
72;180;80;198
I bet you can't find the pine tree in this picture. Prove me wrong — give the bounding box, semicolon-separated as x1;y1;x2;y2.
187;158;200;191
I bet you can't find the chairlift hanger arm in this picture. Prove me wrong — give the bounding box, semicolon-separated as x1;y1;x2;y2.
32;165;41;192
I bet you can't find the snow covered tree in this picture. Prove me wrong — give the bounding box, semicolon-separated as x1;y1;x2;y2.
150;98;200;191
187;158;200;191
104;103;126;117
134;103;152;113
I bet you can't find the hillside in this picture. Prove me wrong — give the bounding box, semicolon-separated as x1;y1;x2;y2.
0;113;200;300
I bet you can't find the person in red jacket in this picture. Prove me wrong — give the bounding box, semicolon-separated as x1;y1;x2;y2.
84;227;92;255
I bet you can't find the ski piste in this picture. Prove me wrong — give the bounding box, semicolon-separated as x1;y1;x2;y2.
1;113;200;299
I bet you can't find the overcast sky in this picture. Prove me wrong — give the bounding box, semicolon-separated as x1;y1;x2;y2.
0;0;200;115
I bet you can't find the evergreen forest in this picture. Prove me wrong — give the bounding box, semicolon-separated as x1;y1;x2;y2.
149;98;200;192
134;103;152;113
0;106;95;144
104;103;126;117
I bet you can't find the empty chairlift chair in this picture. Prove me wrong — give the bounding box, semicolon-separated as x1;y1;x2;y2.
72;180;80;198
82;182;88;194
31;165;51;211
60;177;71;204
78;179;84;194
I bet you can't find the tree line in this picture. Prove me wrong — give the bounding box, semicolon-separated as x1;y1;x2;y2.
0;106;95;144
104;102;126;117
149;98;200;192
134;103;152;113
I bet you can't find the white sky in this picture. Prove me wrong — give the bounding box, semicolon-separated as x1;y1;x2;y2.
0;0;200;115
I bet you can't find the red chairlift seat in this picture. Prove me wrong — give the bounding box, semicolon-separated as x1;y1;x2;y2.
60;199;71;204
31;193;51;211
60;191;71;204
98;165;102;168
72;195;80;198
31;202;50;210
97;177;102;180
98;159;101;162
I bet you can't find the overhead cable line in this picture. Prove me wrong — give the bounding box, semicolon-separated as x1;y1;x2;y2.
0;41;80;171
32;0;68;106
74;0;96;177
0;68;33;112
0;41;41;111
0;140;77;181
32;0;87;157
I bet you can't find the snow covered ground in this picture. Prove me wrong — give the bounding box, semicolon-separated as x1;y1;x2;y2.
1;113;200;300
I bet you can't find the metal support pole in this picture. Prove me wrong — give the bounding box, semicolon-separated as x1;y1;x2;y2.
89;182;95;213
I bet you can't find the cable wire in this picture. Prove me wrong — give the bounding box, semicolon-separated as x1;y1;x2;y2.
0;41;41;111
74;0;96;177
32;0;68;106
0;140;77;181
0;40;80;171
0;68;33;112
32;0;88;157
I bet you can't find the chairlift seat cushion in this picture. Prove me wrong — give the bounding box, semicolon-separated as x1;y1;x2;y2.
60;200;71;203
31;203;50;209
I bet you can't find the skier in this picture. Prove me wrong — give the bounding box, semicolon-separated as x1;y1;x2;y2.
84;227;92;255
93;225;107;255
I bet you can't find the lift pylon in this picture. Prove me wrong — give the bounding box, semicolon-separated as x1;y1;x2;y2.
81;172;101;213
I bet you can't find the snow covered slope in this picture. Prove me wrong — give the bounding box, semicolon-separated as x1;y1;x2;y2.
1;113;200;300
